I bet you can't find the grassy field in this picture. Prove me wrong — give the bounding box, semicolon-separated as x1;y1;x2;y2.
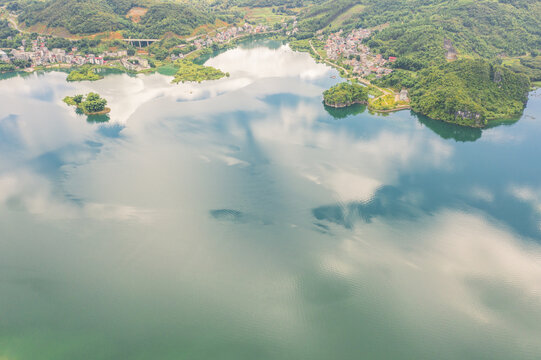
328;4;365;31
241;7;291;25
188;19;229;38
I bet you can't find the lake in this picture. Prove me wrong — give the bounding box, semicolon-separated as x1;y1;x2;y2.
1;40;541;360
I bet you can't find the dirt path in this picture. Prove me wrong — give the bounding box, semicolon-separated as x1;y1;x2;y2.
7;14;24;33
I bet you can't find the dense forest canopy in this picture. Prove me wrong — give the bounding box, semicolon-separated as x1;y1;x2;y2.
18;0;131;33
297;0;541;62
0;19;17;39
133;3;215;38
15;0;218;36
409;59;530;127
323;82;368;107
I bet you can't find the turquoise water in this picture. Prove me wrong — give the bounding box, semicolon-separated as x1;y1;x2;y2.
1;41;541;359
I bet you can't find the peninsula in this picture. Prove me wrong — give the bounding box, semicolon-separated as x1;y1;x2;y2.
172;60;229;84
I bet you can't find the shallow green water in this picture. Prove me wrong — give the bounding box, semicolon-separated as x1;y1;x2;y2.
1;41;541;360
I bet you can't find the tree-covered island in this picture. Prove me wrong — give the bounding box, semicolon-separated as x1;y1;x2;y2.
323;82;368;108
172;60;229;84
63;92;110;115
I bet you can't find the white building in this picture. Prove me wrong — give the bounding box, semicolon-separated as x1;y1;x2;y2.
0;50;9;62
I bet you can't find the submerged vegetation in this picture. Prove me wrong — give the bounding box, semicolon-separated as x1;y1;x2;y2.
63;92;110;115
323;82;368;107
172;60;228;83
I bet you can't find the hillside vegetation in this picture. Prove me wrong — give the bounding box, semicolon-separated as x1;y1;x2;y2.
16;0;219;36
296;0;538;126
323;82;368;107
298;0;541;66
172;60;228;83
409;59;530;127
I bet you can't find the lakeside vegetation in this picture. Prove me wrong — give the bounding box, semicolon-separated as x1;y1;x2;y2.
63;92;110;115
293;0;539;126
1;0;539;128
16;0;222;37
323;82;368;107
172;60;228;83
66;66;103;81
409;59;530;127
296;0;541;66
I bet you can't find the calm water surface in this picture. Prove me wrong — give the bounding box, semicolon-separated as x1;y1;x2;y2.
1;41;541;359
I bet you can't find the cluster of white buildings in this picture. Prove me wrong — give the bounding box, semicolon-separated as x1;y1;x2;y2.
194;23;269;49
0;49;9;62
4;38;132;68
325;28;394;78
120;56;149;71
285;19;298;36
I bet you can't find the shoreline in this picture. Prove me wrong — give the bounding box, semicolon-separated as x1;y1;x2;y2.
84;107;111;116
324;100;368;108
369;105;411;113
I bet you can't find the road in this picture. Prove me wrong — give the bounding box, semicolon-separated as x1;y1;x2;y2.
309;40;392;99
308;40;410;112
6;12;26;33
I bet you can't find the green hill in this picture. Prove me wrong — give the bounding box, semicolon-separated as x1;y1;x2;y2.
298;0;541;66
17;0;216;36
323;82;368;107
18;0;132;34
132;3;215;38
409;59;530;127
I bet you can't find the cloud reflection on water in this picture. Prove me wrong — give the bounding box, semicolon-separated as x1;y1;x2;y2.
1;42;541;359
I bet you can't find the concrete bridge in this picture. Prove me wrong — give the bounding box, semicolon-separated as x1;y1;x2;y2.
122;39;160;47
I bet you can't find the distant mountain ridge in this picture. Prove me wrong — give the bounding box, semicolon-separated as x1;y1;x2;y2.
297;0;541;62
16;0;217;36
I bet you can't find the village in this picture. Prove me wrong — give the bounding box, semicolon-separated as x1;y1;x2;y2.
192;23;270;50
0;22;273;71
2;37;144;69
324;28;394;78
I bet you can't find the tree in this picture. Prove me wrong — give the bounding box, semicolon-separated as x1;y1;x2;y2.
12;59;31;68
86;92;100;102
72;95;83;104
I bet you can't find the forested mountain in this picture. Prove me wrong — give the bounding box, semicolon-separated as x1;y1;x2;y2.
15;0;218;36
18;0;132;33
223;0;305;7
409;59;530;127
0;19;17;39
135;3;215;38
363;0;540;64
298;0;541;63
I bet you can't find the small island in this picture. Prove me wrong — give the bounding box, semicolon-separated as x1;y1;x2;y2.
323;82;369;108
172;60;229;84
67;66;104;82
63;92;110;115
